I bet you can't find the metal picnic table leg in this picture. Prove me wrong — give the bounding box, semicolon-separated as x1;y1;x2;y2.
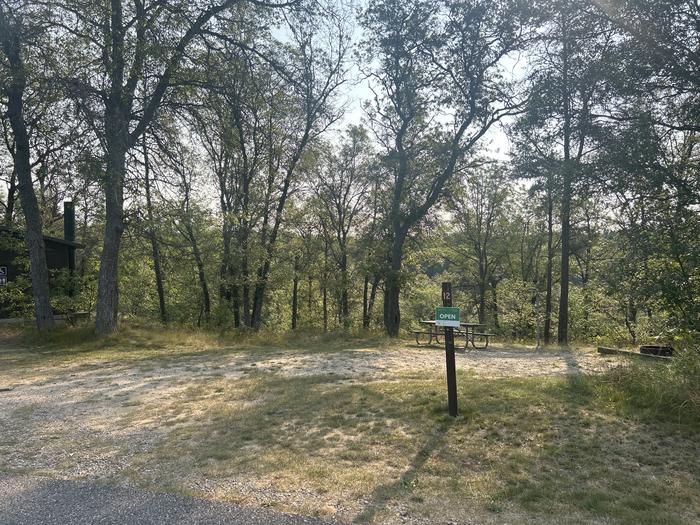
470;329;489;349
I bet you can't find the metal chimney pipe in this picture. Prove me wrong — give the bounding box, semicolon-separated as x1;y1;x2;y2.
64;201;75;242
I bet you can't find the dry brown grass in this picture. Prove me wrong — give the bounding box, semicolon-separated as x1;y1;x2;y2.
0;324;698;524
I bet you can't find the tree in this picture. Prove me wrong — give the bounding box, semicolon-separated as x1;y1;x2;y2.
56;0;298;335
599;114;699;338
140;130;167;323
448;166;511;326
513;0;615;344
194;3;349;329
590;0;700;133
314;126;373;329
0;1;54;331
361;0;530;336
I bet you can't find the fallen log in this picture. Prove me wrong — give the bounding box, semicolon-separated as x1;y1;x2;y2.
597;347;672;360
639;344;674;356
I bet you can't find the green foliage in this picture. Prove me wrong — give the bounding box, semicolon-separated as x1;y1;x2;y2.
1;0;697;346
0;273;33;318
0;233;32;317
497;278;538;339
402;273;442;328
598;349;700;427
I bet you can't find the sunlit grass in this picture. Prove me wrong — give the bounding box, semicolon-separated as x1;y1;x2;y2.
0;321;395;373
110;369;700;523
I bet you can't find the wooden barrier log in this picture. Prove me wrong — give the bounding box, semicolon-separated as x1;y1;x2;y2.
597;347;672;360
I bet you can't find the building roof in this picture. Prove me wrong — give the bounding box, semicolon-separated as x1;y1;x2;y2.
0;226;84;249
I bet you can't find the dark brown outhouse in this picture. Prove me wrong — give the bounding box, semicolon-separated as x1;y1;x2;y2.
0;201;83;318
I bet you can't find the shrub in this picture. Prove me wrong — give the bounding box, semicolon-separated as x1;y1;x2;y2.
601;348;700;426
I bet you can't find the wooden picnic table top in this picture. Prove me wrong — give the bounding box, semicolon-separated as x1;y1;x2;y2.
419;320;484;327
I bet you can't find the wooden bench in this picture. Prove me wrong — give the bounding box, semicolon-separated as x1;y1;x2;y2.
453;329;471;350
414;329;470;346
414;328;494;349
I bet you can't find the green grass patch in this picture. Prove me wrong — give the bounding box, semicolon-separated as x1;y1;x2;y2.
594;350;700;427
0;321;395;374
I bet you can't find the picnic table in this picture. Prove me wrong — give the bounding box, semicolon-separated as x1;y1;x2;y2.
414;319;494;349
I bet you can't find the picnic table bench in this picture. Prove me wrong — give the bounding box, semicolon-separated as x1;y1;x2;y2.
414;320;495;349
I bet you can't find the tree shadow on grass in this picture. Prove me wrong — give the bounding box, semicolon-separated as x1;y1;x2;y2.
352;421;450;523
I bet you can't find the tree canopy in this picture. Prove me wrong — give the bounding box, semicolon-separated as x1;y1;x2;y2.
0;0;697;345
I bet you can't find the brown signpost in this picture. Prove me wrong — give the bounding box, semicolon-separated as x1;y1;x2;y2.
441;282;458;417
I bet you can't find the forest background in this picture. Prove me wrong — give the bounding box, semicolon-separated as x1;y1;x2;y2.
0;0;697;347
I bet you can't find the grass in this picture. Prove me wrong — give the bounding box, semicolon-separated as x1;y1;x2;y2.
1;324;699;524
0;321;393;374
596;349;700;425
116;371;699;523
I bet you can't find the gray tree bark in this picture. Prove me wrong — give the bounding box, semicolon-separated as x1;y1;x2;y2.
0;7;54;332
143;135;167;324
544;181;554;345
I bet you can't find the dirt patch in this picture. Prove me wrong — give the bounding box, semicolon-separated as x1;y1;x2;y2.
246;344;620;380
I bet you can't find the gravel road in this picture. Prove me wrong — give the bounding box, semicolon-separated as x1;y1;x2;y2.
0;475;336;525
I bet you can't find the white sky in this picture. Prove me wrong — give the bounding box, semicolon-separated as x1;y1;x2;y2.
335;70;513;161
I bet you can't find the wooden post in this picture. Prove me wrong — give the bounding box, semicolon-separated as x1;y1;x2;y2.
442;282;458;417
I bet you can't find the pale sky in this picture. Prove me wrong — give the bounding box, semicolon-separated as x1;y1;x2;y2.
335;70;514;161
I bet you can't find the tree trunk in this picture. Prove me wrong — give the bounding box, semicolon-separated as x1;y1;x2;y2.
231;283;241;328
323;241;328;332
143;136;167;324
365;274;380;329
544;183;554;345
491;282;500;330
362;274;369;329
340;249;349;329
251;280;264;329
558;176;571;345
624;299;637;344
322;281;328;332
364;275;379;329
557;26;572;346
383;233;405;337
383;278;401;336
478;256;487;324
292;255;299;330
241;229;251;326
3;169;16;224
95;104;127;336
307;273;313;312
186;223;210;322
2;25;54;332
242;280;251;326
220;219;242;327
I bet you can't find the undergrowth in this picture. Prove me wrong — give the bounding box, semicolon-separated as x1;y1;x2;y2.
597;349;700;427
